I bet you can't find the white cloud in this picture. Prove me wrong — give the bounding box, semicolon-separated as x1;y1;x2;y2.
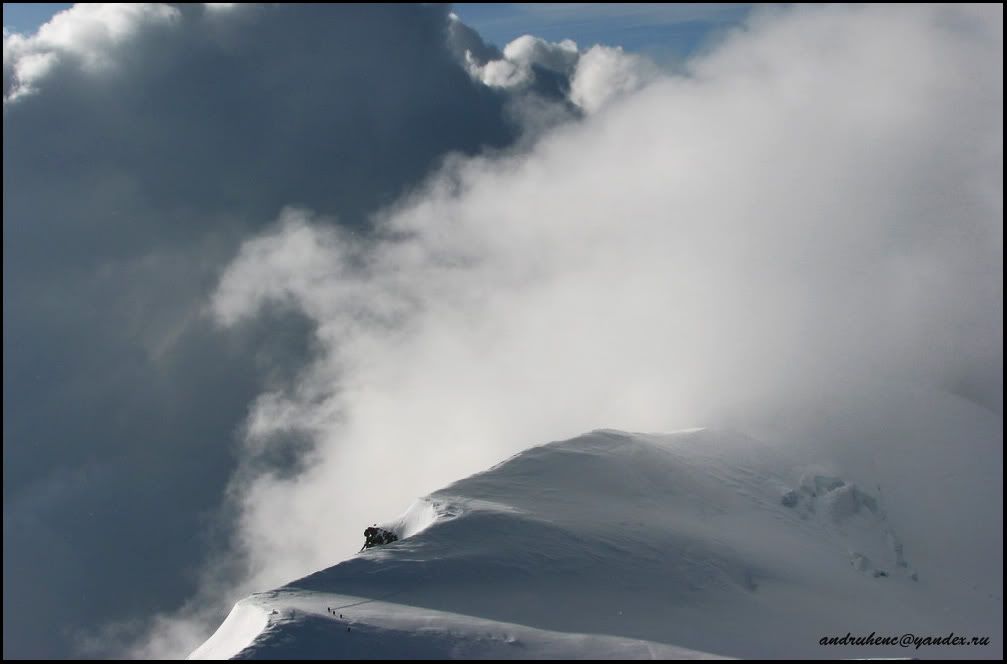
570;44;657;112
211;2;1002;640
34;3;180;57
502;34;579;74
4;3;180;100
467;51;530;88
463;31;655;113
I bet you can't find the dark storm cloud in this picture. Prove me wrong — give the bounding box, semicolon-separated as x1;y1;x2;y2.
3;4;517;658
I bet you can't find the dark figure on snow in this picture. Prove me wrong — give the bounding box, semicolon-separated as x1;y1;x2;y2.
363;526;399;549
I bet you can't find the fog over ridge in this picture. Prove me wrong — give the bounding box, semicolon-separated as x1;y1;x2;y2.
3;3;1002;659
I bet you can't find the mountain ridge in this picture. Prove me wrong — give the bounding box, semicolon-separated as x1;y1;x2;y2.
191;422;1002;659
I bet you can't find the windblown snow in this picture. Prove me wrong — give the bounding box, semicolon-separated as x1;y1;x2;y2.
191;395;1002;660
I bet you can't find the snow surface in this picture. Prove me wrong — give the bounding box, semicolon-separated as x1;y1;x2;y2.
187;600;268;661
192;409;1002;659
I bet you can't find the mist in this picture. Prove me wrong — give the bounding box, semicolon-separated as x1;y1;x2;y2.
209;1;1001;654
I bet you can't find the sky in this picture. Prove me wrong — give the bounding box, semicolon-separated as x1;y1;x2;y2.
2;3;71;33
455;4;752;58
3;3;1002;660
3;3;752;56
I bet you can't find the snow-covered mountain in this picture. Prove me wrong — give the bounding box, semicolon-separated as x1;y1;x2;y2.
191;404;1002;660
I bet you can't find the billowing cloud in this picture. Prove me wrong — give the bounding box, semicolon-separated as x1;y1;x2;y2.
209;0;1001;656
569;44;657;112
459;28;657;113
4;4;181;100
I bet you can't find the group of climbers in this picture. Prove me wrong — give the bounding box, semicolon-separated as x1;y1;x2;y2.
362;525;399;549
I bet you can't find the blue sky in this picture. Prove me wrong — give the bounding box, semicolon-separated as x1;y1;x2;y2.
2;2;71;33
4;3;752;59
454;3;751;58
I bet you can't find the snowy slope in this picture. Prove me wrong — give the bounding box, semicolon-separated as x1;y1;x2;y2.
191;407;1002;659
